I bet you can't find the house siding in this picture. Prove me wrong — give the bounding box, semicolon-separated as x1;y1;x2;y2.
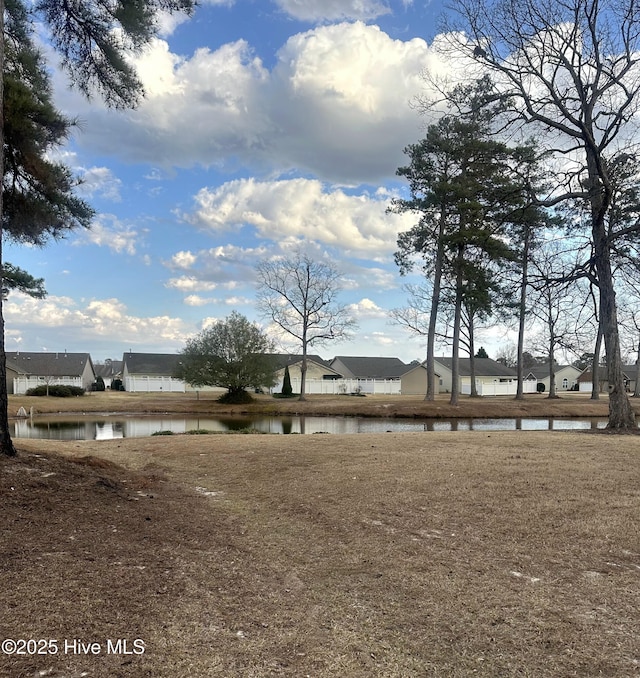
122;353;186;392
400;365;441;396
7;352;95;394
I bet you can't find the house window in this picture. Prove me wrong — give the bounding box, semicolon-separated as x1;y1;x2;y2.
562;378;568;390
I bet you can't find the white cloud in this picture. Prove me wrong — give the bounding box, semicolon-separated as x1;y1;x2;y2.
61;23;445;184
348;298;388;319
169;251;198;270
181;177;414;257
77;166;122;202
184;294;212;306
4;293;190;349
165;277;219;293
72;216;140;255
274;0;391;21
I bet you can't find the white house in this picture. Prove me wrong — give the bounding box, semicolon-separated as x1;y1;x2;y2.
401;357;532;396
121;352;186;392
524;363;582;393
329;356;409;394
578;364;638;394
6;352;96;394
269;354;342;394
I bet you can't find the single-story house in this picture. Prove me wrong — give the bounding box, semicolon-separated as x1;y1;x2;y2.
269;354;342;394
122;352;186;392
6;351;96;394
402;357;527;396
329;356;409;394
524;363;582;393
94;358;123;389
578;364;638;393
399;362;442;396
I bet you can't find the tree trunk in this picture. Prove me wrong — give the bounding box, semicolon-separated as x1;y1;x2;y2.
591;322;603;400
515;226;530;400
450;247;464;406
468;319;479;397
634;338;640;398
547;326;558;399
589;151;636;429
425;209;446;401
299;340;307;402
0;0;16;457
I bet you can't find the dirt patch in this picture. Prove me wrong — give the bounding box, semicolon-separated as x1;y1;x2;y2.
2;431;640;676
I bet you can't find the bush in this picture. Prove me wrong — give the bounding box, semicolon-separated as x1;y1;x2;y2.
111;378;124;391
26;385;85;397
536;382;546;393
218;390;254;404
93;375;106;392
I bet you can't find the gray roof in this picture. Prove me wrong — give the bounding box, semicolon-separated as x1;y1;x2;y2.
579;366;635;381
270;353;333;370
524;362;577;378
331;356;409;379
94;360;123;379
434;357;517;378
6;352;93;377
122;352;183;376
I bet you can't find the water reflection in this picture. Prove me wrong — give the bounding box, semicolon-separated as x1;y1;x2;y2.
10;414;611;440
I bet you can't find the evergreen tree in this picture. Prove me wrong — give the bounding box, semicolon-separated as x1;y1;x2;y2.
282;365;293;396
2;263;46;299
0;0;195;456
392;78;535;405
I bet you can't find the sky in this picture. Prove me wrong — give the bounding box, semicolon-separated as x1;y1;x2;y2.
4;0;511;365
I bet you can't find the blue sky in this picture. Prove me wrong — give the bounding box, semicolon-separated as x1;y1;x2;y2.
5;0;510;364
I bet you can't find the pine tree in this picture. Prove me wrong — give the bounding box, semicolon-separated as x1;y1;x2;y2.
282;365;293;396
393;78;536;404
0;0;195;456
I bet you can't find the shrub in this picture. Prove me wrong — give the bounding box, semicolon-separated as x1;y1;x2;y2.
94;375;106;392
111;378;124;391
218;390;254;404
282;365;293;396
26;385;85;397
536;383;546;393
151;430;175;436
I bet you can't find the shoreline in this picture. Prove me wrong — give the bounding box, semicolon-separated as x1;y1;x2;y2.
7;390;625;421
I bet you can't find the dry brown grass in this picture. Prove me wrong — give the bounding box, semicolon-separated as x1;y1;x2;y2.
8;389;623;419
2;428;640;677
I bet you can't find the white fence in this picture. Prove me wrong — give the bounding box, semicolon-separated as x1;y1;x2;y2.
13;376;84;395
461;380;537;396
124;376;186;392
271;378;402;395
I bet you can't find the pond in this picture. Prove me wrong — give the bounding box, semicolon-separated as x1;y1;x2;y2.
10;413;612;440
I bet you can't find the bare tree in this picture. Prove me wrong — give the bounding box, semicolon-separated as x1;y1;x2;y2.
528;241;588;398
255;251;356;400
445;0;640;428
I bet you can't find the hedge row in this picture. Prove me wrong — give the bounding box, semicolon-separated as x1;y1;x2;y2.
25;385;86;397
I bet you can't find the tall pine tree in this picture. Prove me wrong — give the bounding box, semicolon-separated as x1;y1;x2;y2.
0;0;195;456
392;78;540;404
